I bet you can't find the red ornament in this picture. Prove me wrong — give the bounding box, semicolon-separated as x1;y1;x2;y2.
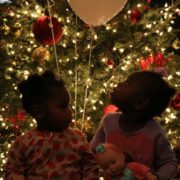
32;16;63;45
143;6;149;12
13;124;19;130
140;53;167;71
106;59;114;66
153;52;167;67
170;92;180;110
17;110;27;121
140;55;154;70
146;55;154;64
103;104;118;115
130;8;141;23
140;58;151;70
9;116;16;124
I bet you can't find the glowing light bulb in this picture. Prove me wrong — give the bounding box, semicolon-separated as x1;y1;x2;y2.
113;47;117;51
93;106;97;110
68;70;73;75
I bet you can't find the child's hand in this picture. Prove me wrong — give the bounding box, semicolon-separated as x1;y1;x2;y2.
145;172;158;180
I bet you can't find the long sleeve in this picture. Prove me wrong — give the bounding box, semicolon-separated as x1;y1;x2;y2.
154;133;177;180
78;132;99;180
90;119;105;151
4;137;26;180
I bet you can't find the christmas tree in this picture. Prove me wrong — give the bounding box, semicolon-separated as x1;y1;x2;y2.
0;0;179;177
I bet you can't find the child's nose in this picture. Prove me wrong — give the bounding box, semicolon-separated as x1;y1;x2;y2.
67;106;72;114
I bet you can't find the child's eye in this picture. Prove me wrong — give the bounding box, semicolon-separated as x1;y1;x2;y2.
61;106;67;109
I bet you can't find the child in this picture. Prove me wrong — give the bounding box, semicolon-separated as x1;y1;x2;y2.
4;71;98;180
90;71;177;180
173;144;180;179
95;143;154;180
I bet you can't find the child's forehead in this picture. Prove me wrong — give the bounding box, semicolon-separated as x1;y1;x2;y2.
48;86;70;100
49;85;67;93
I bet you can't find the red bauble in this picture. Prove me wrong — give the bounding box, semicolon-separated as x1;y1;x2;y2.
130;8;141;23
140;58;151;70
17;111;27;121
13;124;19;130
153;52;167;67
144;6;149;12
170;92;180;110
106;59;114;66
32;16;63;45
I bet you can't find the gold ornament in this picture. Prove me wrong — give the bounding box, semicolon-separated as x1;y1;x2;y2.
172;39;180;50
1;24;10;35
0;40;7;49
0;40;8;54
31;47;50;65
11;22;22;38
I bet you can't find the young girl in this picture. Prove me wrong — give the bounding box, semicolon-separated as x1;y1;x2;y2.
5;71;98;180
90;71;177;180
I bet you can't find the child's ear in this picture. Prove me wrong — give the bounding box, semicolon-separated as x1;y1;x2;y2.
134;97;149;110
31;105;44;119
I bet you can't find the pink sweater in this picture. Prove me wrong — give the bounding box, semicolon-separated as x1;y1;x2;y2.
90;112;177;180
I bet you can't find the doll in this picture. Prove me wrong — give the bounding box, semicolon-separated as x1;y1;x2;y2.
95;143;156;180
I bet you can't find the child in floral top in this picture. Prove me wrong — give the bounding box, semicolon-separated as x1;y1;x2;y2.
4;71;98;180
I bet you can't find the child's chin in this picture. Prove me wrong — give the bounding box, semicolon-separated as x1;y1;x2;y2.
109;172;120;177
114;173;122;177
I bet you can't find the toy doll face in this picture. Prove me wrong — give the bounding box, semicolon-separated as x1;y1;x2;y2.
96;149;125;176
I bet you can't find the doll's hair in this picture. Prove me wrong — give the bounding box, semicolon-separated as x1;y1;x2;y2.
96;143;133;162
96;143;122;154
18;70;64;114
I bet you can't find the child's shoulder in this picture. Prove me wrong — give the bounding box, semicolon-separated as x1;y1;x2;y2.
12;129;38;147
101;112;121;132
17;129;37;139
146;119;165;133
142;119;167;139
67;127;85;137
